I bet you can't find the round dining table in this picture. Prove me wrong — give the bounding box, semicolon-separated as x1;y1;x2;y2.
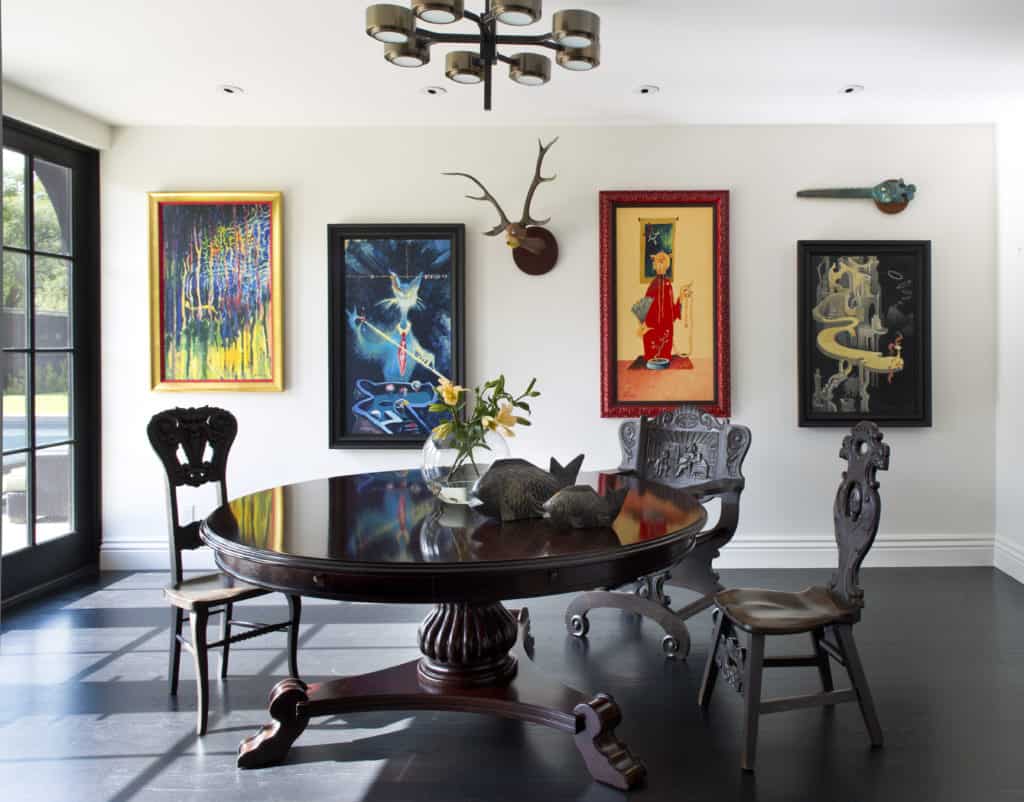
201;468;707;790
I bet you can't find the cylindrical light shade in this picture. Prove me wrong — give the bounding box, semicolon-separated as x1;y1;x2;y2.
556;42;600;71
385;37;431;67
445;51;484;84
366;4;414;43
491;0;541;26
509;52;551;86
552;9;599;48
412;0;464;24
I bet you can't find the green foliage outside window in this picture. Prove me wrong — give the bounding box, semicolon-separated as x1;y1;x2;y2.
3;152;72;396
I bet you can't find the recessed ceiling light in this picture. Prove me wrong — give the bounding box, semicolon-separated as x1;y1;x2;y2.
218;84;245;95
421;85;447;96
840;84;864;95
636;84;660;95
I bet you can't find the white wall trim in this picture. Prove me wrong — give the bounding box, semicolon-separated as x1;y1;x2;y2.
101;541;217;571
994;536;1024;584
715;533;994;569
101;532;997;572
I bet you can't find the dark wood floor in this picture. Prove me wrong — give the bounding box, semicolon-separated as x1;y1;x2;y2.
1;568;1022;802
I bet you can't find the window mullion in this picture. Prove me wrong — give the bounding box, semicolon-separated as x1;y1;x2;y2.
25;154;37;547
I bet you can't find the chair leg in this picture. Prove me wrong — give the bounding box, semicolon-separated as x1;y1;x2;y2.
286;595;302;679
698;609;726;709
836;625;883;748
812;626;834;699
741;632;765;772
168;607;183;696
189;608;210;736
220;602;232;679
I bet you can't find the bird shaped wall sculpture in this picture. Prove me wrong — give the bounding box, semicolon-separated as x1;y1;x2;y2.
797;178;917;214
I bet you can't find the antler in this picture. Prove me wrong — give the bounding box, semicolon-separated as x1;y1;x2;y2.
442;172;511;236
520;137;558;227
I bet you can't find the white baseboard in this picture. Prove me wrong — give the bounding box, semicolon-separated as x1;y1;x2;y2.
100;540;218;571
994;536;1024;584
100;533;997;572
715;533;994;569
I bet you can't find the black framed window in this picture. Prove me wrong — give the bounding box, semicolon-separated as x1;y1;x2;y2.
1;118;100;603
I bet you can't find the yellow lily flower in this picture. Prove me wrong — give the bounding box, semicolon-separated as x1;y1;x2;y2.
437;376;464;406
493;402;518;437
432;421;452;440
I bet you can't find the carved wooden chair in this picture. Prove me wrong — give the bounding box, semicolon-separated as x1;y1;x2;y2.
147;406;302;736
698;421;888;771
565;405;752;658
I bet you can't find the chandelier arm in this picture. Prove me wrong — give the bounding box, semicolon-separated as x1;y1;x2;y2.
494;33;560;47
416;30;484;44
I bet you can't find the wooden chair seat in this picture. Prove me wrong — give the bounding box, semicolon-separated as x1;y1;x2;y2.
715;585;856;635
164;574;267;611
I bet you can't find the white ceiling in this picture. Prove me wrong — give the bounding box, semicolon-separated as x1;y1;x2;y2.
3;0;1023;126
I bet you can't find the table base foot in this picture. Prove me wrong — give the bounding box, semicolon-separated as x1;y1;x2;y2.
574;694;647;790
236;609;645;789
237;678;310;769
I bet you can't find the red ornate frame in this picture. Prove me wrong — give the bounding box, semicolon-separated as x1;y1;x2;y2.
599;190;731;419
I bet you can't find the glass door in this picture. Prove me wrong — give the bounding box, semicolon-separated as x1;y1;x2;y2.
2;119;100;603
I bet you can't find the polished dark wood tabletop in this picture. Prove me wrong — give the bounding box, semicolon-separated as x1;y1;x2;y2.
202;469;707;604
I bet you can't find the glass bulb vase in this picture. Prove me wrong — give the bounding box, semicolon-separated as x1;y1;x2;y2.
421;428;510;505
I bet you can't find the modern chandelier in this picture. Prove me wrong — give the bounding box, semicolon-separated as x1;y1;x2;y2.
364;1;601;110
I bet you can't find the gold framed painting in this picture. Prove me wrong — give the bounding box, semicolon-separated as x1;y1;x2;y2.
149;191;283;391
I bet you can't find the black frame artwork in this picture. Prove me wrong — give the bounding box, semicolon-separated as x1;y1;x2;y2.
798;240;931;428
328;223;465;449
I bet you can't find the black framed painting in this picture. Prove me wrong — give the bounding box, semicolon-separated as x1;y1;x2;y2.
328;224;465;448
798;240;931;427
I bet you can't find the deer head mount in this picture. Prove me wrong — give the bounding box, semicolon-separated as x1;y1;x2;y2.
444;137;560;275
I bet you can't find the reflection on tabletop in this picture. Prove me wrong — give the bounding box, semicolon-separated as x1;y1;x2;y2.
219;469;705;564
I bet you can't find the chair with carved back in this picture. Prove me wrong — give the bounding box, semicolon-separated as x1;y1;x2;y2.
147;406;302;736
698;421;888;771
564;405;752;658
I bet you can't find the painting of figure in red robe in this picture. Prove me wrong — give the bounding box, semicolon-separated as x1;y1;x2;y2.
600;192;730;418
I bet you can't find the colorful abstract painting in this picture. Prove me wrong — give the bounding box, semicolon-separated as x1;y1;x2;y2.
149;192;283;390
328;224;464;448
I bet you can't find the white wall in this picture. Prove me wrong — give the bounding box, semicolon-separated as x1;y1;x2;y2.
98;125;998;570
994;117;1024;583
2;82;112;150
